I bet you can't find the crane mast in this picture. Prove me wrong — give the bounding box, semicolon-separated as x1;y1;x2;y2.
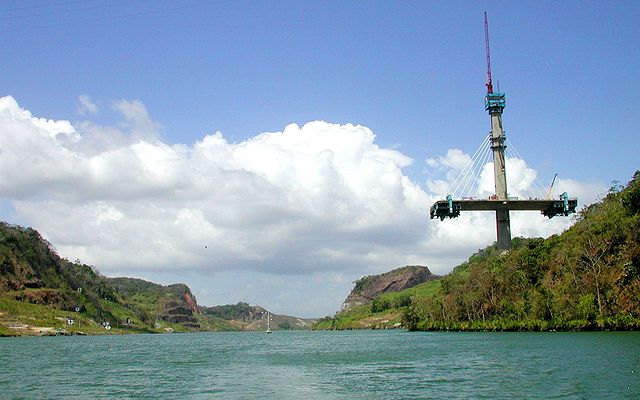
484;12;493;94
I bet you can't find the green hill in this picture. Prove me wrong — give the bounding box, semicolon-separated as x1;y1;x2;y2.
315;171;640;331
0;224;269;336
0;221;312;336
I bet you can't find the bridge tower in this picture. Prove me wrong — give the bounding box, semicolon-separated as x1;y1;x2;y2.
429;13;578;251
484;12;511;250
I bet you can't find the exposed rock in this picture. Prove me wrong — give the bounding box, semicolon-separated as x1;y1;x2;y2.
159;300;200;327
341;265;439;312
182;290;200;314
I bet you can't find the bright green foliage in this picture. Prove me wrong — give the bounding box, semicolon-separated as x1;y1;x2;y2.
314;304;403;330
313;280;441;330
403;172;640;331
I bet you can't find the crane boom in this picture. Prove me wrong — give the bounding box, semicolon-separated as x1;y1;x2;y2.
484;12;493;94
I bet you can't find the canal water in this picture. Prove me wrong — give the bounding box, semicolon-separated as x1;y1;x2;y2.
1;330;638;399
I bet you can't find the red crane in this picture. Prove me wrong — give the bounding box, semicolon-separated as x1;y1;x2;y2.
484;12;493;94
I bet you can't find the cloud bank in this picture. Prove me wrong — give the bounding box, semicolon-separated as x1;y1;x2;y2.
0;96;606;316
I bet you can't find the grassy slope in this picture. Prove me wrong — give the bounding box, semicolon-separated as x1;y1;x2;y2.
313;280;441;330
0;289;240;337
0;294;150;336
0;285;242;336
0;223;243;336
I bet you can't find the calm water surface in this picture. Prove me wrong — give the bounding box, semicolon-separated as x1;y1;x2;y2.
1;330;638;399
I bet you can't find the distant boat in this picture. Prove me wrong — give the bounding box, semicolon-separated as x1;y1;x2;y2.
265;311;272;334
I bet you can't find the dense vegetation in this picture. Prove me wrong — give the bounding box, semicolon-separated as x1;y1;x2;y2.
316;171;640;331
404;172;640;331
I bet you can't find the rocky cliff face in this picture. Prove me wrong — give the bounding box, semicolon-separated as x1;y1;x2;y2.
341;265;439;312
158;300;200;328
158;284;201;328
182;290;199;314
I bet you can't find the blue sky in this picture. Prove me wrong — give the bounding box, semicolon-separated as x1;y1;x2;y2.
0;1;638;316
3;1;638;183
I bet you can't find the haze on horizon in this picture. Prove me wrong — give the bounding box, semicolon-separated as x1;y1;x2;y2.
0;1;637;317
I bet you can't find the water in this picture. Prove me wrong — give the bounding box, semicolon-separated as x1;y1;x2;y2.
1;330;638;399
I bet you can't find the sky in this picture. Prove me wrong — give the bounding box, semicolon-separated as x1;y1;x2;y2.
0;1;638;317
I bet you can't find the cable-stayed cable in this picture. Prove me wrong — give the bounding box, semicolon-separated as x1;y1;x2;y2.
448;137;488;197
506;138;548;199
474;144;493;198
446;136;488;195
446;135;489;197
461;142;490;198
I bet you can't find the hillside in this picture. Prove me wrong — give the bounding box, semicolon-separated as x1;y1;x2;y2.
0;223;304;336
314;279;441;330
341;265;439;312
201;302;316;330
315;171;640;331
313;265;439;330
0;222;233;336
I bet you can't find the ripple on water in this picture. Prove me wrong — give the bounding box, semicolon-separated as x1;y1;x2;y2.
1;331;639;399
